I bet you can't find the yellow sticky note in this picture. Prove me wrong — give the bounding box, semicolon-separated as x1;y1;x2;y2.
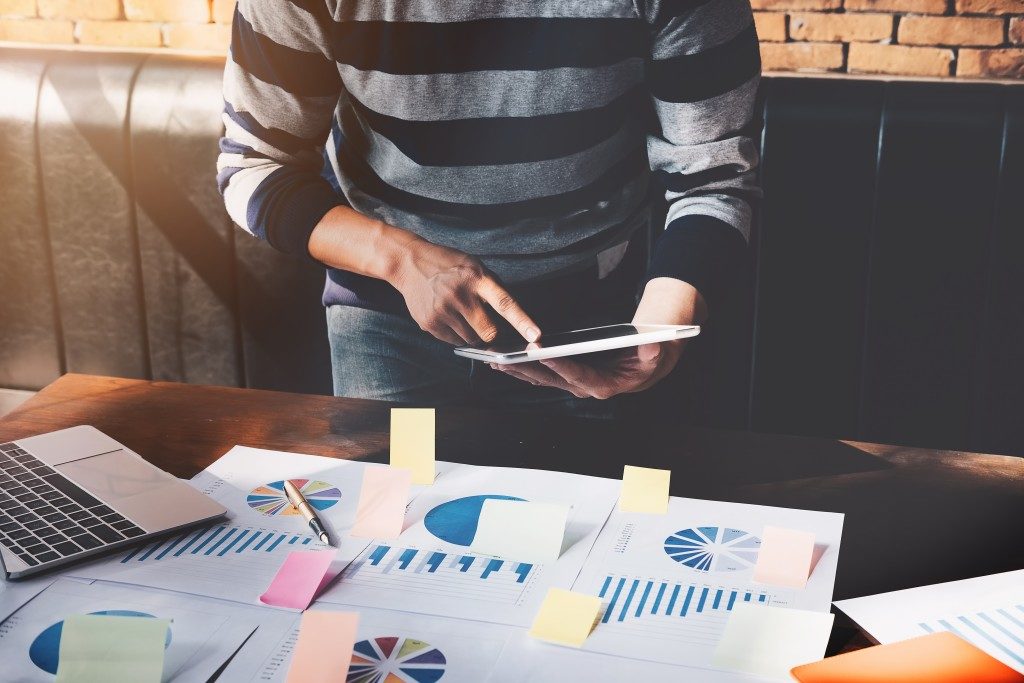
390;408;435;485
753;526;816;588
619;465;670;514
528;588;602;648
56;613;169;683
286;611;359;683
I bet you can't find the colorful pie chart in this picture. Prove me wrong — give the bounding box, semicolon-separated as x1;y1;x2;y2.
246;479;342;516
348;636;447;683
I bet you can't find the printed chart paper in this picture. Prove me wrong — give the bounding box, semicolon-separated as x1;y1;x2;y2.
67;447;446;604
56;613;168;683
0;575;54;623
318;462;619;626
572;496;843;669
835;569;1024;673
711;604;834;680
218;605;515;683
0;578;264;683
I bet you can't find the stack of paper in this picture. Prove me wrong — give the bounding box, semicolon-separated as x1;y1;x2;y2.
0;425;851;682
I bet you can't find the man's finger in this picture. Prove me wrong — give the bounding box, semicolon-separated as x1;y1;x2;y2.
497;362;585;396
448;316;482;346
541;357;624;400
637;342;661;363
462;304;500;344
430;323;467;346
540;357;603;389
478;279;541;343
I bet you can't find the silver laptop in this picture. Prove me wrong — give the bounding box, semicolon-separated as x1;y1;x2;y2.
0;425;226;579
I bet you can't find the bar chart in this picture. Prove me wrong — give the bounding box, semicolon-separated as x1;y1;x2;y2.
576;568;784;666
341;543;537;604
120;525;314;564
919;604;1024;671
598;573;770;624
87;524;330;605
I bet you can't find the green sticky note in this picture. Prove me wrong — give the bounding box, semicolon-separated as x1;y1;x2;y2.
56;613;169;683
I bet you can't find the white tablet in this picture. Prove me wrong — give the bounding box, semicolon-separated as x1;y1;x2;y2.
453;323;700;365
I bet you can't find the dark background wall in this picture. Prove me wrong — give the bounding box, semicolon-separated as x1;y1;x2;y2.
0;48;1022;456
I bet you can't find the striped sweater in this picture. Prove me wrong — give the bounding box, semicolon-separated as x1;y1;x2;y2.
218;0;761;312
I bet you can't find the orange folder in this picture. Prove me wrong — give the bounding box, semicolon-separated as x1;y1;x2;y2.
791;631;1024;683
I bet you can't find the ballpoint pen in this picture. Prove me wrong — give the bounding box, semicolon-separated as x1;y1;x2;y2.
283;479;333;546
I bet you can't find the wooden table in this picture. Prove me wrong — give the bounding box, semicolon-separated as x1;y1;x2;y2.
3;373;1023;655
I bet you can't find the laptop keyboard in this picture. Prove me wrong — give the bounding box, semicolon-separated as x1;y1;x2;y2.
0;441;145;568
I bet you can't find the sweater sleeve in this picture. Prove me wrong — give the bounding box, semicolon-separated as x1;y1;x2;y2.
639;0;762;313
216;0;346;257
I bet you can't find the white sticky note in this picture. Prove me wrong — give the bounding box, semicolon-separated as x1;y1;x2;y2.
470;499;568;564
712;603;834;680
390;408;435;485
754;526;816;588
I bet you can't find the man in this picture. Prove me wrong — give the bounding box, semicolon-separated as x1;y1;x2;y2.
218;0;760;411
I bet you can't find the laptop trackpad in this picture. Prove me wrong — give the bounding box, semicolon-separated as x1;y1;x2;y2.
54;450;219;532
55;450;170;506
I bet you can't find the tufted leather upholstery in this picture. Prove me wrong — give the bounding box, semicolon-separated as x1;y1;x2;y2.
0;48;1021;455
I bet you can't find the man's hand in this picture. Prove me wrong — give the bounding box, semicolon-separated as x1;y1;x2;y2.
308;206;539;346
492;277;706;399
392;240;540;346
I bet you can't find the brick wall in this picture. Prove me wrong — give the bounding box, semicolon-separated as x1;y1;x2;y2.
755;0;1024;78
1;0;1022;79
0;0;233;51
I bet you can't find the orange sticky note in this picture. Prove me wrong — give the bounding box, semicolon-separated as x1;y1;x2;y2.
260;550;337;610
351;466;412;539
286;611;359;683
791;631;1024;683
754;525;816;588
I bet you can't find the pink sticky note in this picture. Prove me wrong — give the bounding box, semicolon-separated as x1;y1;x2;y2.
286;611;359;683
350;466;412;539
260;550;337;610
753;526;816;588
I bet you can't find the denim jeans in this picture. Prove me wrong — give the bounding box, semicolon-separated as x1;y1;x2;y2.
326;239;646;417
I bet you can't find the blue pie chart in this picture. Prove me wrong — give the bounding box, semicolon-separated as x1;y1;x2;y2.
29;610;171;674
423;494;525;546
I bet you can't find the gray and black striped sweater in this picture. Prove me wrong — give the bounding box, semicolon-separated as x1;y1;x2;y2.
218;0;761;313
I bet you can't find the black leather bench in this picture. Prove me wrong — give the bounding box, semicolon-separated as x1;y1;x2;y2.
0;48;1021;455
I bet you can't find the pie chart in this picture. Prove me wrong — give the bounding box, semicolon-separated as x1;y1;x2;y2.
664;526;761;572
348;636;447;683
246;479;341;516
423;494;525;546
29;610;171;674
